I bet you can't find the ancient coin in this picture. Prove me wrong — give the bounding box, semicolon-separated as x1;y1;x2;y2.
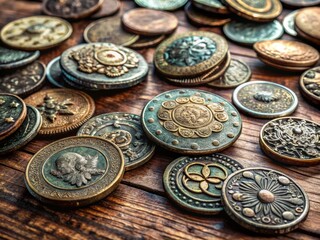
134;0;188;11
222;168;309;234
223;20;283;46
163;154;243;215
0;94;27;141
84;16;139;46
193;0;229;14
208;59;251;89
281;0;320;7
300;66;320;105
90;0;120;19
0;61;46;97
232;81;298;118
258;57;311;72
129;35;166;49
46;57;70;88
43;0;103;19
78;113;156;171
24;89;95;135
60;71;98;91
0;46;40;70
122;9;178;36
25;136;125;207
0;106;42;155
141;89;242;155
282;11;298;37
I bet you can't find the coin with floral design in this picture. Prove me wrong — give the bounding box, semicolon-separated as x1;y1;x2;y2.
260;117;320;166
142;89;242;155
222;167;309;234
163;154;243;214
134;0;188;11
300;66;320;105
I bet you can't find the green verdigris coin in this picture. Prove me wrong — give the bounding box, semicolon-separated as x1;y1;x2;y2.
193;0;229;14
223;20;284;46
163;154;243;215
77;113;156;171
134;0;188;11
282;11;298;37
141;89;242;155
0;106;42;155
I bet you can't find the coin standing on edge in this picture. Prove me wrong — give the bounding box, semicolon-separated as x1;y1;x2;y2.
300;67;320;105
134;0;188;11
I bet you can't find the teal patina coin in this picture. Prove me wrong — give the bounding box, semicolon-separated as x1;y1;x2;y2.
134;0;188;11
223;20;283;46
282;11;298;37
0;106;42;155
141;89;242;155
192;0;229;14
46;57;69;88
163;154;243;215
25;136;125;207
77;113;156;171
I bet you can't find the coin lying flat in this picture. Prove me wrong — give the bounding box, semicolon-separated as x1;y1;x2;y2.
282;11;298;37
281;0;320;7
222;168;309;234
25;136;125;207
90;0;120;19
223;20;283;46
300;67;320;105
46;57;69;88
0;16;72;51
163;154;243;215
142;89;242;155
129;35;166;49
134;0;188;11
193;0;229;14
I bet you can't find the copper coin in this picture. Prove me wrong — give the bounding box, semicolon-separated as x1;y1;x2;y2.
281;0;320;7
258;56;310;72
122;9;178;36
192;0;230;14
300;66;320;106
90;0;120;19
129;35;166;49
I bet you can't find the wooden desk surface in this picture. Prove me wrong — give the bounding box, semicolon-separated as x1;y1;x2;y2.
0;1;319;239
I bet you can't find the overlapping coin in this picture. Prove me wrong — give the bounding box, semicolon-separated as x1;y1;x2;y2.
299;67;320;106
134;0;188;11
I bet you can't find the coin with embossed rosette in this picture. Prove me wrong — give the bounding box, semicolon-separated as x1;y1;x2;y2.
142;89;242;155
163;154;243;214
25;136;125;207
222;167;309;234
260;117;320;165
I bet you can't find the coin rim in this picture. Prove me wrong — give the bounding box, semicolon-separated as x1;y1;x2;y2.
299;67;320;105
0;49;40;70
282;10;298;37
134;0;188;11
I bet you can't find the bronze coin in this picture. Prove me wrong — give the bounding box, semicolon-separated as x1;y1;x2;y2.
129;35;166;49
192;0;230;14
299;66;320;106
90;0;120;19
258;56;310;72
281;0;320;7
122;9;178;36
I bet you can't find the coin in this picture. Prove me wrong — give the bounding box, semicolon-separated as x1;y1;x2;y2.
83;16;139;46
300;67;320;105
42;0;103;19
142;89;242;155
258;56;311;72
78;113;156;171
208;59;251;89
0;46;40;70
0;106;42;155
60;71;98;91
24;89;95;135
232;81;298;118
223;20;283;46
224;0;282;22
46;57;70;88
282;11;298;37
0;61;46;97
134;0;188;11
163;154;243;215
90;0;120;19
260;117;320;166
25;136;125;207
0;16;72;51
281;0;320;7
0;94;27;141
122;9;178;36
222;167;309;234
192;0;229;14
129;35;166;49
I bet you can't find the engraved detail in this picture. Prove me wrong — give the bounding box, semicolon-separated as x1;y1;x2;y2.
0;98;5;105
253;91;279;102
103;130;132;149
303;68;320;98
10;101;19;108
4;117;15;123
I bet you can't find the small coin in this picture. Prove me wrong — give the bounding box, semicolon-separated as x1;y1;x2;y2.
222;167;309;234
141;89;242;155
90;0;120;19
163;154;243;215
223;20;283;46
122;9;178;36
46;57;70;88
25;136;125;207
134;0;188;11
129;35;166;49
282;11;298;37
233;81;298;118
0;94;27;141
260;117;320;165
281;0;320;7
208;59;251;89
0;61;46;97
299;66;320;105
0;16;72;51
24;89;95;135
193;0;229;14
78;113;156;171
0;106;42;155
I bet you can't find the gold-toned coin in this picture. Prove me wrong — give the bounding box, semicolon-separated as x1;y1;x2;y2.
0;16;73;51
299;67;320;106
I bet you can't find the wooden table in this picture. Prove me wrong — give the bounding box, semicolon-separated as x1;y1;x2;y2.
0;1;319;239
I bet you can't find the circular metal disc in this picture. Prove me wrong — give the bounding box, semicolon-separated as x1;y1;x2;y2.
134;0;188;11
46;57;70;88
295;7;320;43
282;11;298;37
299;66;320;105
281;0;320;7
193;0;230;14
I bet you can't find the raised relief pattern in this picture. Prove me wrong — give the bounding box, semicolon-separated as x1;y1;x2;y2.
253;91;279;103
303;68;320;97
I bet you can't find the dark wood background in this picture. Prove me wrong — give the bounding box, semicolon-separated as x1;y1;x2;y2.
0;1;319;239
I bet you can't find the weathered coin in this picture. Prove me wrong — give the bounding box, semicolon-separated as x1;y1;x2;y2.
300;67;320;106
78;113;156;171
258;56;311;72
163;154;243;215
84;16;139;46
25;136;125;207
134;0;188;11
223;20;283;46
90;0;120;19
281;0;320;7
61;71;99;91
208;59;251;89
193;0;229;14
46;57;70;88
0;16;72;51
0;61;46;97
129;35;166;49
0;106;42;155
0;46;40;70
232;81;298;118
42;0;103;19
142;89;242;155
0;94;27;141
24;89;95;135
260;117;320;166
282;11;298;37
122;9;178;36
222;167;309;234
